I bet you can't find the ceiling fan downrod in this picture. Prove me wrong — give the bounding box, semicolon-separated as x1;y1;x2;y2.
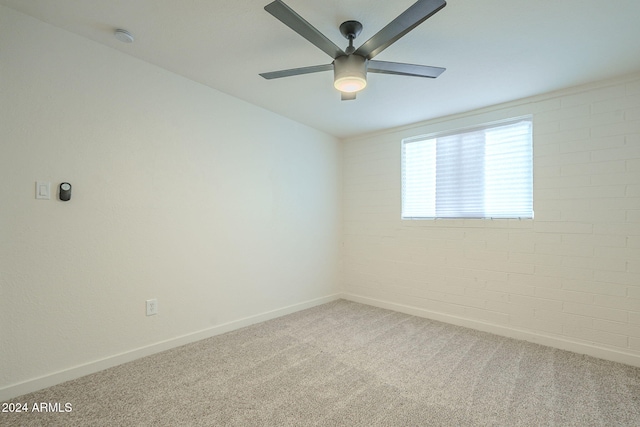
339;20;363;55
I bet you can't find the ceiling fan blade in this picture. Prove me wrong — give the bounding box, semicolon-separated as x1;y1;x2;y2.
368;60;445;78
341;92;357;101
260;64;333;79
264;0;345;59
354;0;446;60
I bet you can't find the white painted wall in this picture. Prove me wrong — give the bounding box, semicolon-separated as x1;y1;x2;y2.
0;6;340;399
342;73;640;366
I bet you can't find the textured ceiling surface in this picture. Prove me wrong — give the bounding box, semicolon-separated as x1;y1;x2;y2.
2;0;640;138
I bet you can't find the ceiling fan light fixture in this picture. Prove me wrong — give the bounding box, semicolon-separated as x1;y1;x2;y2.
334;55;367;93
335;75;366;93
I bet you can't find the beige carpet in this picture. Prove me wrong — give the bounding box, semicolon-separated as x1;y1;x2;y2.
2;299;640;426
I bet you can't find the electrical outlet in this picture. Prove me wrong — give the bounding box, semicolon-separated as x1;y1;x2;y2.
146;299;158;316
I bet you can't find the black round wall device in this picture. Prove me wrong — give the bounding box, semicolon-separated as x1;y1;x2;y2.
59;182;72;201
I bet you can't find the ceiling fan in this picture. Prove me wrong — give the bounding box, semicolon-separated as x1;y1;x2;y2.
259;0;447;100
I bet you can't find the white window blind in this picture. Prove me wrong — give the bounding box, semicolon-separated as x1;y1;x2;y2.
402;117;533;219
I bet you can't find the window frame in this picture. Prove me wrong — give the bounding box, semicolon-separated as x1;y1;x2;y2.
401;116;534;220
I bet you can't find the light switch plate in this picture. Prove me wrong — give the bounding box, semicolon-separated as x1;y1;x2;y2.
36;181;51;199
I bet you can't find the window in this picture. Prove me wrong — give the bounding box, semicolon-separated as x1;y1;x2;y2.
402;117;533;219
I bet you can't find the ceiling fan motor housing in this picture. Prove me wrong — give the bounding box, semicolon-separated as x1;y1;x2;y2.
334;55;368;93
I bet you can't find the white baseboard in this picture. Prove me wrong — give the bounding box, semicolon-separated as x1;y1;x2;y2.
341;292;640;368
0;294;341;402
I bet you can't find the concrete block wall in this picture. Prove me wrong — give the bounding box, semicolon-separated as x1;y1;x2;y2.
341;73;640;366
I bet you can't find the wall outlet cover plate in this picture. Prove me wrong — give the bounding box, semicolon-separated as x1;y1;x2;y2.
146;299;158;316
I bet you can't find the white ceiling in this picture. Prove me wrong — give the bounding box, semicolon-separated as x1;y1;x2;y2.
3;0;640;138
